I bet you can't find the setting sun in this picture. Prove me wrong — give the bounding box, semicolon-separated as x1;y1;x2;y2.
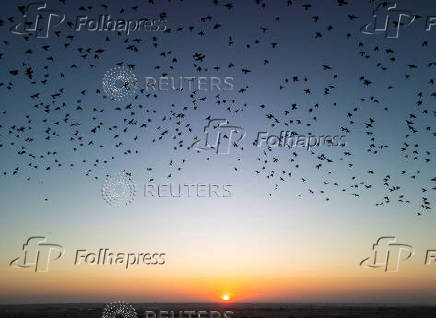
222;295;230;301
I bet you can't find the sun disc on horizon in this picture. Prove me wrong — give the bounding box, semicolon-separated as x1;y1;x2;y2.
222;295;230;301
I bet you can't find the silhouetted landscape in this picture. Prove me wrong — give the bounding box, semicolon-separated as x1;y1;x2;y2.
1;303;436;318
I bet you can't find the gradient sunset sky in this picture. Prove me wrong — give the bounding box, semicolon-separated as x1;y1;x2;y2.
1;0;436;305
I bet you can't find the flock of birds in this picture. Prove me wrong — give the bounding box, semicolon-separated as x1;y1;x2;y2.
0;0;435;215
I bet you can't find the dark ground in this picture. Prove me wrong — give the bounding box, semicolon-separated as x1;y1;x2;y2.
1;303;436;318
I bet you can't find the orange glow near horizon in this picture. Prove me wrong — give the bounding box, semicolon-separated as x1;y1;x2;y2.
2;272;436;304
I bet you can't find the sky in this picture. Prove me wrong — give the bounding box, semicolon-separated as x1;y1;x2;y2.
1;0;436;305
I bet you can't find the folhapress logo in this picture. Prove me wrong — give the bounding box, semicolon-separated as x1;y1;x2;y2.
360;236;414;272
9;236;65;272
361;2;416;38
191;119;246;155
10;2;65;38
